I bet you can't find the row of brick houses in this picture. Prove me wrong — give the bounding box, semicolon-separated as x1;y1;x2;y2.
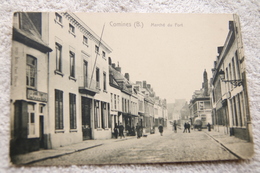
10;12;167;155
188;16;252;142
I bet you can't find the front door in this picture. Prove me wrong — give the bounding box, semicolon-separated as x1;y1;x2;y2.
82;97;92;140
39;115;44;148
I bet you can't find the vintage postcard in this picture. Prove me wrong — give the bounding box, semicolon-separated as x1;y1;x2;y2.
10;12;254;165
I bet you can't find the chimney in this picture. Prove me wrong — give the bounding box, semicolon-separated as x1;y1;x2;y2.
115;62;121;73
108;57;112;65
124;73;130;81
217;46;223;55
147;84;151;89
143;81;147;88
112;63;116;68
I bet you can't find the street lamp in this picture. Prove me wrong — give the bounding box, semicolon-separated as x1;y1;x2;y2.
219;70;243;87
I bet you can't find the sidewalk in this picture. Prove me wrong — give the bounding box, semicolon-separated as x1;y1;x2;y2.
11;136;135;165
204;129;254;159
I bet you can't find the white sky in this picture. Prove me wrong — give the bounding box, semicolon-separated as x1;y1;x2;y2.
78;13;233;103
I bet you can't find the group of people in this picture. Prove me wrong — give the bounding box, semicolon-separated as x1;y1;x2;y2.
172;122;211;133
183;122;191;133
113;123;143;139
114;123;165;139
113;123;125;139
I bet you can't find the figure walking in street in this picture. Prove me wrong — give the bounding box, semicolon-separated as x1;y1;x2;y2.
187;122;191;133
119;123;125;139
207;123;211;131
158;124;163;136
114;123;118;139
173;121;177;133
183;122;187;133
136;123;143;139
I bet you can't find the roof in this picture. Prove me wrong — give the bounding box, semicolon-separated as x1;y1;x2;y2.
13;13;52;53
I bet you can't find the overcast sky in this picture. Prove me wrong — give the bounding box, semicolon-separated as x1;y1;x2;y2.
78;13;233;103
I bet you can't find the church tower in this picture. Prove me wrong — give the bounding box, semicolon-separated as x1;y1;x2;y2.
203;69;209;96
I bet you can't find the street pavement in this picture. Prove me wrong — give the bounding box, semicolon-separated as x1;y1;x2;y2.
12;129;253;166
11;127;253;166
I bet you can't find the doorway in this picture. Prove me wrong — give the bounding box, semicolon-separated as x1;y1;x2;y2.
82;97;92;140
39;115;44;148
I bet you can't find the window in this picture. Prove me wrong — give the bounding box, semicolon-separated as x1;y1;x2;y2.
70;51;75;78
96;68;100;89
103;72;106;91
95;45;99;54
235;51;241;79
117;95;120;110
55;43;62;72
26;55;37;88
39;104;45;114
199;101;204;110
55;89;63;130
69;93;77;129
110;93;113;109
55;13;62;24
83;36;88;45
83;61;88;87
114;94;117;110
102;51;106;59
69;24;75;34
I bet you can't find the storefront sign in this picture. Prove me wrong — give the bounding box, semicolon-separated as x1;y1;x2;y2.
27;89;48;102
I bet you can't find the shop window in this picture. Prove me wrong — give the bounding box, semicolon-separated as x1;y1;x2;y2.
28;103;35;135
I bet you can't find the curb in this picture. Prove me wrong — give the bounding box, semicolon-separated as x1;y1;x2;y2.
22;143;103;165
204;131;242;160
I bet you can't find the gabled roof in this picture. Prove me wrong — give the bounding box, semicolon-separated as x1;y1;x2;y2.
13;13;52;53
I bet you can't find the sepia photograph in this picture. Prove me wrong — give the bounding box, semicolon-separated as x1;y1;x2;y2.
10;12;254;166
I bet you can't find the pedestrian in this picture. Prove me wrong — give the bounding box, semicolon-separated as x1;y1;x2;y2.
118;123;125;139
114;123;118;139
158;124;163;136
183;123;187;133
173;121;177;133
187;122;191;133
136;123;142;139
207;123;211;131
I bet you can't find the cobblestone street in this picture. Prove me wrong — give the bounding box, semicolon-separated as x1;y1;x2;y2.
30;129;238;166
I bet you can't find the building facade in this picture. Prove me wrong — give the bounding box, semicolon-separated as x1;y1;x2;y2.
211;17;252;141
10;12;52;154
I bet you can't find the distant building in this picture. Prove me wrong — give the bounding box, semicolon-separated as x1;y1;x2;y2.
189;70;212;128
